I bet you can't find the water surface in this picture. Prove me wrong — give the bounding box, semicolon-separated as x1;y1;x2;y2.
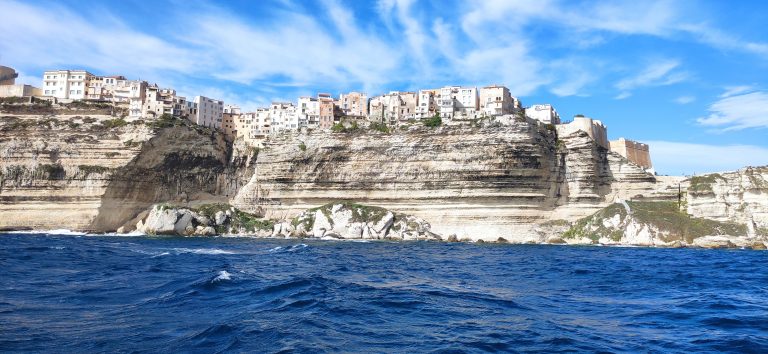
1;233;766;353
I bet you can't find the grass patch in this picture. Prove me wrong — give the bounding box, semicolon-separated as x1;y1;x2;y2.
563;203;627;242
368;122;390;133
99;117;128;129
688;174;725;194
628;201;745;243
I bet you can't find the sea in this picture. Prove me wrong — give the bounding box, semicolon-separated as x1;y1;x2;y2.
1;232;767;353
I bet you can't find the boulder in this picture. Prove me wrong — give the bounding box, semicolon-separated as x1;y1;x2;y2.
446;234;459;242
137;206;180;235
214;211;228;225
546;236;566;244
693;236;737;249
174;211;194;235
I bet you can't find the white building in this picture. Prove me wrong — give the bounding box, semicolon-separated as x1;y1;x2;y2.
526;104;561;124
416;89;439;119
193;96;224;129
269;102;298;132
439;86;478;119
297;96;320;129
42;70;95;100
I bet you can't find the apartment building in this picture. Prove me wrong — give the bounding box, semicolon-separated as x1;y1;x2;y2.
269;102;298;132
318;93;335;130
416;89;439;118
297;96;320;129
526;104;561;124
369;91;417;124
338;92;368;118
439;86;478;119
141;86;189;118
42;70;95;99
192;96;224;129
479;85;517;117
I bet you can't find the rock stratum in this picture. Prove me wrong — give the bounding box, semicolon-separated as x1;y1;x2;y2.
1;106;766;247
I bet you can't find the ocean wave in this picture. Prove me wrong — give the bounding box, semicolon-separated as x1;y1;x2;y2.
212;270;232;282
172;248;236;255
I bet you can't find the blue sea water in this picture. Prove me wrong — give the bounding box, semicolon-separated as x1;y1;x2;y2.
1;233;767;353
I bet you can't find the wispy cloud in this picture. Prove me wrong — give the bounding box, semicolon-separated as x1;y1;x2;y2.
648;141;768;175
674;95;696;104
696;89;768;131
614;59;688;99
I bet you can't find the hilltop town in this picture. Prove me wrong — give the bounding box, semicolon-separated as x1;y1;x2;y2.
0;65;653;172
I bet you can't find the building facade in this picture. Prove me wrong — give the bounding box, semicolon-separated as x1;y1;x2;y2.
297;96;320;129
42;70;94;100
416;89;439;119
318;93;335;130
556;116;609;149
0;85;42;98
269;102;298;132
193;96;224;129
369;91;417;124
338;92;368;118
610;138;653;170
478;85;516;117
526;104;561;124
141;86;189;119
439;86;478;119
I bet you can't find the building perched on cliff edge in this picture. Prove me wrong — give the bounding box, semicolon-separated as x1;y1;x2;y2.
42;69;94;100
610;138;653;172
526;104;561;124
556;116;609;149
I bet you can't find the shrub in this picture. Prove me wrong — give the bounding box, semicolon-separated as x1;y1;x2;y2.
424;114;442;127
100;118;128;129
299;142;307;151
78;165;110;175
369;122;390;133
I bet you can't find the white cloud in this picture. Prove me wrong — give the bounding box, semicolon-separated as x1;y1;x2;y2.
613;59;688;99
696;90;768;131
674;95;696;104
647;141;768;175
720;85;754;98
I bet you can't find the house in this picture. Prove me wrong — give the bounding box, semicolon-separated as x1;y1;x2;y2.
479;85;517;117
318;93;335;130
526;104;560;124
369;91;417;124
141;85;188;119
416;89;439;119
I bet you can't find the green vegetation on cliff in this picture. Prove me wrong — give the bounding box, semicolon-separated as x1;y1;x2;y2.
564;201;747;243
688;174;725;194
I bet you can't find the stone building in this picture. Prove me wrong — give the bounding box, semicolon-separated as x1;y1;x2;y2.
42;69;94;100
221;105;241;141
141;86;189;119
479;85;517;117
526;104;561;124
556;116;609;149
0;65;18;85
369;91;417;125
86;76;147;105
610;138;653;171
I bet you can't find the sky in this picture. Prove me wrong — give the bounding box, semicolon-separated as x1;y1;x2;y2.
1;0;767;175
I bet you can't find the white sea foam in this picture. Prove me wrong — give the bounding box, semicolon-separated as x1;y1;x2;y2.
268;246;283;252
152;252;170;257
213;270;232;282
288;244;308;251
46;229;88;236
173;248;235;255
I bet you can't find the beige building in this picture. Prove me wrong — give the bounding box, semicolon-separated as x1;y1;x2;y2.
479;85;518;117
221;105;241;141
556;116;609;149
526;104;561;124
610;138;653;171
87;76;147;105
338;92;368;118
439;86;478;119
0;66;18;85
369;91;417;125
42;70;94;100
141;85;188;119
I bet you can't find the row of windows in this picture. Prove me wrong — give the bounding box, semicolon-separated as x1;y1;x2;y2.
45;75;85;80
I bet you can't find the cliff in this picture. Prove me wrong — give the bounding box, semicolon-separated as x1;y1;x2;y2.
0;111;252;232
233;118;665;241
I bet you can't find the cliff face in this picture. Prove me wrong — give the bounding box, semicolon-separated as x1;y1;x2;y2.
0;113;252;232
685;167;768;236
233;119;661;241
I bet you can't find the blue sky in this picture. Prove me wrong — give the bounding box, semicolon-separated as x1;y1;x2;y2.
1;0;767;175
